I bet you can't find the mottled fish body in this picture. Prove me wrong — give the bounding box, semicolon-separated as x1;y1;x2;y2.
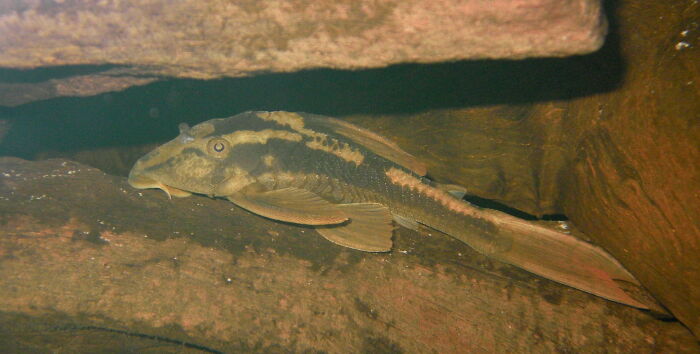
129;111;655;310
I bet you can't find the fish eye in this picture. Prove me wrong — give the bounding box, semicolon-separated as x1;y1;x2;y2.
207;137;230;158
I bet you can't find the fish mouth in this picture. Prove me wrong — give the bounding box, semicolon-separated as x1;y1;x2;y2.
128;172;192;199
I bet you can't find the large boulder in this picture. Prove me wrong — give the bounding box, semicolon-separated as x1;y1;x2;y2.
1;157;697;352
0;0;606;105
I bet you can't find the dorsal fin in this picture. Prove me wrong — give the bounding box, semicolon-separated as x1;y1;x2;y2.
307;115;427;176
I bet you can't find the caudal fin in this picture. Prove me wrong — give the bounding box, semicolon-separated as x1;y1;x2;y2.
475;210;657;310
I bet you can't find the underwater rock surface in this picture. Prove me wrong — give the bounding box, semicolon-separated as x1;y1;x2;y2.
0;157;697;352
0;0;606;105
559;0;700;338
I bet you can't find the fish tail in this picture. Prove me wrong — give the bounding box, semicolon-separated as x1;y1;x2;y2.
467;210;656;309
387;168;659;310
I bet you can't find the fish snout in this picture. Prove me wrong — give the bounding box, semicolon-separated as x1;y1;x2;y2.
127;167;192;199
127;165;156;190
128;148;166;188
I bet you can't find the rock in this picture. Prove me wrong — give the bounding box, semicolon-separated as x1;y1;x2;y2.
1;157;698;352
0;72;159;107
0;0;606;105
559;0;700;338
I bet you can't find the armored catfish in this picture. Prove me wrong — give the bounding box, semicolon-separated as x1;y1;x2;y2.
128;111;651;309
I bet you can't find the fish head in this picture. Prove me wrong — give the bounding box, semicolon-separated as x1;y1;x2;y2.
128;120;256;198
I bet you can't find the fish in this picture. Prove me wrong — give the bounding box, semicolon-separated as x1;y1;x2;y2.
128;111;655;310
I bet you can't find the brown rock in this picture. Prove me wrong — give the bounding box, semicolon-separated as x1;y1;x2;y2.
0;0;606;105
559;0;700;338
0;71;158;107
0;0;606;74
1;157;698;352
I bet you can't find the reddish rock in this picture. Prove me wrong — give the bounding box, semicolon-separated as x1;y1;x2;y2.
0;0;606;105
0;157;697;351
560;0;700;338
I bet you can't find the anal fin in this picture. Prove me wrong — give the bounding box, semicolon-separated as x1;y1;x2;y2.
392;214;421;231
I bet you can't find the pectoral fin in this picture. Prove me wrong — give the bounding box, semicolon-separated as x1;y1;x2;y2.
227;187;348;225
316;203;394;252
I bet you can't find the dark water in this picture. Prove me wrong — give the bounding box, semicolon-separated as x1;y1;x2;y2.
0;50;621;164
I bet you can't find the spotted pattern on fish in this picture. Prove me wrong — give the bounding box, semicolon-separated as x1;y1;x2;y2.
221;129;302;147
385;167;481;218
257;111;365;165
